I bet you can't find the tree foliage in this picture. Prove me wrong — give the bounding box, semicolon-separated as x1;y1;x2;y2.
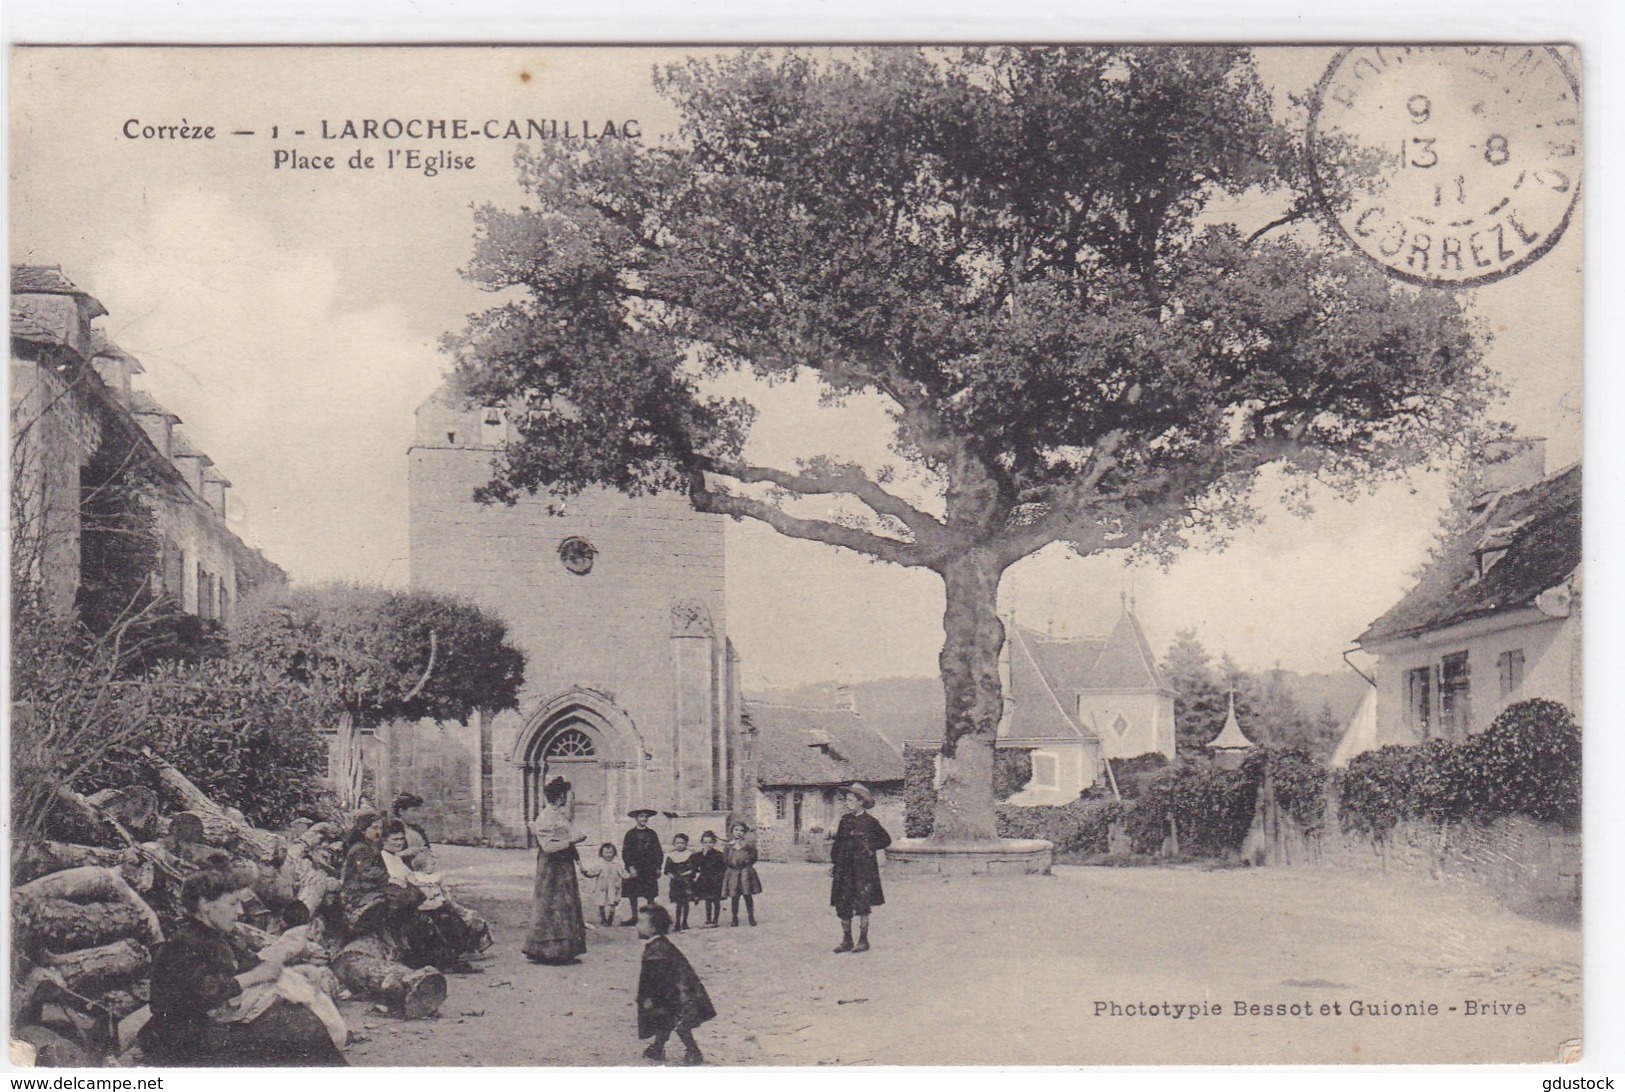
81;659;332;829
1161;630;1344;759
448;47;1492;838
233;584;526;728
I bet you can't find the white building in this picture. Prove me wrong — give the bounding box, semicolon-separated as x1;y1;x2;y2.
1349;446;1580;757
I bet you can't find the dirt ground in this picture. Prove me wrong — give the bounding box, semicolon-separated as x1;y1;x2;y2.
339;846;1581;1067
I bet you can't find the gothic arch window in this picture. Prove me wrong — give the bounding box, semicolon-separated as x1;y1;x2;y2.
544;727;596;758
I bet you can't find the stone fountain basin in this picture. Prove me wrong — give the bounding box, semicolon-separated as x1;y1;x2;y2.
885;837;1053;876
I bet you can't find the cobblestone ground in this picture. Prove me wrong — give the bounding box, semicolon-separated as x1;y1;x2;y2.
340;847;1581;1067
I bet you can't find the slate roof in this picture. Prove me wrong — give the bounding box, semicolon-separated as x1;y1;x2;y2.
1358;464;1581;646
1003;611;1171;743
746;702;904;787
130;390;181;421
91;330;145;372
11;265;108;316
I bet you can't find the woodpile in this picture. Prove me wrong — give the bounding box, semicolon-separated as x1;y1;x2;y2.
12;757;448;1066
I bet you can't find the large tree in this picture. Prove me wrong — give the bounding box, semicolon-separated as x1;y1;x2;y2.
445;47;1491;840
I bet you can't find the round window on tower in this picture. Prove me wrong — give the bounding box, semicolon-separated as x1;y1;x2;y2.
558;536;597;576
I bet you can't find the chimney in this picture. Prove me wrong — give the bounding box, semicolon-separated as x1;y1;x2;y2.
1473;437;1547;510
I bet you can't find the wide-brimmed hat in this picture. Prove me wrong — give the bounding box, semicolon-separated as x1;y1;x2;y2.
844;782;875;807
628;807;658;820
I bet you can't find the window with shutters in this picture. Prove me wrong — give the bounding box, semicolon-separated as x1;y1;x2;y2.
1439;652;1471;738
1498;649;1525;702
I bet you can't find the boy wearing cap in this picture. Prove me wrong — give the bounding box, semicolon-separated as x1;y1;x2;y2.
829;782;892;953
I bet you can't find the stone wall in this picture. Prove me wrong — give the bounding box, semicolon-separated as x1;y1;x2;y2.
1315;813;1580;915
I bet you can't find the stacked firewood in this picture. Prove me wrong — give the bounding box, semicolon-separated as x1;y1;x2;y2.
11;756;446;1066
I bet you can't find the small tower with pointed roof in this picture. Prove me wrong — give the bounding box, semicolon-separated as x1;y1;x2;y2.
1207;691;1256;768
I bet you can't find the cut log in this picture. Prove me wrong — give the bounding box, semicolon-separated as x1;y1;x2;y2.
39;938;149;993
333;936;446;1020
141;749;284;863
12;841;128;884
13;1024;99;1068
85;787;161;841
17;898;149;952
15;867;162;944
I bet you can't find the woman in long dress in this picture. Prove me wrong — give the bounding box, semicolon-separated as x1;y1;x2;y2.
523;777;589;964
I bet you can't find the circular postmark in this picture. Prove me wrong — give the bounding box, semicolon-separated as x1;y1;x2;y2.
1308;46;1581;287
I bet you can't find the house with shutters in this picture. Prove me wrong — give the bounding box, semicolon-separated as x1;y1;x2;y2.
996;606;1178;805
1346;441;1580;759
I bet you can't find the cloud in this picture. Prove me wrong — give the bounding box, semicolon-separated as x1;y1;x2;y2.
91;191;447;584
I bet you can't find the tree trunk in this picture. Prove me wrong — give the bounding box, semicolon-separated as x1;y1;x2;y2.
142;748;284;862
15;866;164;945
930;548;1007;842
39;938;149;993
18;898;150;953
333;936;446;1020
13;841;127;885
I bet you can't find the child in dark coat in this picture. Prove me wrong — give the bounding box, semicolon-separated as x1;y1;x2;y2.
636;903;715;1066
693;830;726;927
829;782;892;954
662;834;699;932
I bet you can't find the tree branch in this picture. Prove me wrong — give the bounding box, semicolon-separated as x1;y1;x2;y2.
689;472;941;569
698;457;946;542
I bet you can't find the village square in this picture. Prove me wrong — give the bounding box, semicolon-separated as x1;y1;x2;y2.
7;45;1588;1071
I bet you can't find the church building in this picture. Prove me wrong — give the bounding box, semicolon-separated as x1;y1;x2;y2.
389;386;750;848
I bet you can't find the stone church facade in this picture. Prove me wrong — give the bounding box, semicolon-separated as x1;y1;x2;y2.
388;388;751;849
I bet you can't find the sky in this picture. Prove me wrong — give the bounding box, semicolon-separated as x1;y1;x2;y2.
8;46;1584;691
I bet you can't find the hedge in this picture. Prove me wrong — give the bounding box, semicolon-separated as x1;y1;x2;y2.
1338;698;1581;840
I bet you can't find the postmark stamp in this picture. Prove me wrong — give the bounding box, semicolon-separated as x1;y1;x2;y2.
1308;45;1581;287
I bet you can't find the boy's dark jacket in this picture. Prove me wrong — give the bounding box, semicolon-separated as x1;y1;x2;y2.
637;935;716;1038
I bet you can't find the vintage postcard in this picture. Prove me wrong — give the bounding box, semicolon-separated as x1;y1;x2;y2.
8;45;1585;1069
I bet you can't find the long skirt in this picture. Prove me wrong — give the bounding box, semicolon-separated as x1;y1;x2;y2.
138;1001;348;1067
522;849;587;963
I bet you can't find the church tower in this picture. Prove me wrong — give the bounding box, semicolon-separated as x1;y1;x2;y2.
404;386;745;847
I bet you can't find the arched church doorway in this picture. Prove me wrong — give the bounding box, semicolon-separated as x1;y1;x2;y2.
523;720;606;842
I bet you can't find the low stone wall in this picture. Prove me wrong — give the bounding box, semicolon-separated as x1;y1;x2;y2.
1315;813;1580;915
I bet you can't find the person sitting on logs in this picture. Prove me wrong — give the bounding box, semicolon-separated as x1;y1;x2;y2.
340;815;480;972
391;792;436;872
137;866;348;1067
378;821;493;963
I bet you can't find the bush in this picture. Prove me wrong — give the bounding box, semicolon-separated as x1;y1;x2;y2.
1477;698;1581;829
1243;746;1329;836
1337;699;1582;839
1131;760;1259;857
995;796;1122;854
993;747;1034;802
903;744;937;838
83;658;332;829
1107;752;1171;800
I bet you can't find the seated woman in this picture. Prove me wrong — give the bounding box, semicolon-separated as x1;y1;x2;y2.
342;815;483;970
138;868;347;1067
378;821;493;963
340;813;424;946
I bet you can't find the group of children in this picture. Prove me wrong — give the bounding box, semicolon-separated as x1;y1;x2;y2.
583;811;763;932
587;783;892;1066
